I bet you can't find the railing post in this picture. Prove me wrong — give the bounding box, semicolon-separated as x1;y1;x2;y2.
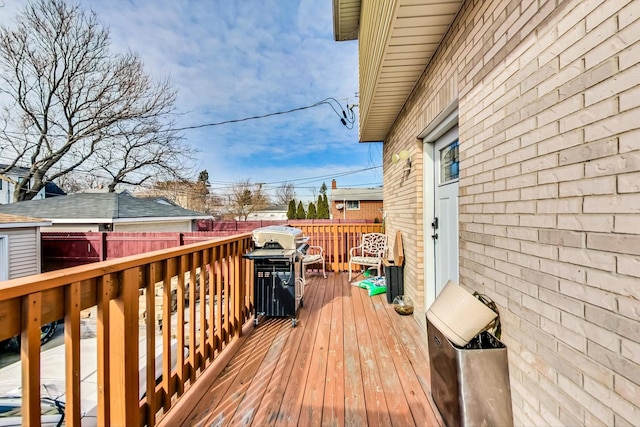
109;268;140;426
64;282;81;426
332;224;340;273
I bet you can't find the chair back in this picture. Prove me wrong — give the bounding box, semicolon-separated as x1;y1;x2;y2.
361;233;387;257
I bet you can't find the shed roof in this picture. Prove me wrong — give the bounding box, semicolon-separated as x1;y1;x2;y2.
0;193;211;223
0;213;51;228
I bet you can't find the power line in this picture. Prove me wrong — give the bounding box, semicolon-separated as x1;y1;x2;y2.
170;97;356;131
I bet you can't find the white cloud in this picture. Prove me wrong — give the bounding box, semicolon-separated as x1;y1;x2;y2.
1;0;377;200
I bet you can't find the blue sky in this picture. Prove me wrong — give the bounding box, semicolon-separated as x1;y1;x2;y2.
2;0;383;202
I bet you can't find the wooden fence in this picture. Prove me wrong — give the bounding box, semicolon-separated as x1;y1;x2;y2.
42;223;384;273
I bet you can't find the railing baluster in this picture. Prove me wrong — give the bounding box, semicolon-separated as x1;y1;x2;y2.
21;292;42;427
64;282;81;426
177;255;186;395
188;252;197;383
207;247;217;362
199;249;208;367
215;247;223;354
161;258;174;412
145;263;158;426
97;274;114;426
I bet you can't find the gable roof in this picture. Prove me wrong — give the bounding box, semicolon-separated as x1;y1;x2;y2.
0;213;51;229
0;192;211;224
331;187;383;201
0;163;30;177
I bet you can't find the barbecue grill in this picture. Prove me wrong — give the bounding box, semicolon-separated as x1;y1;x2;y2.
243;226;309;327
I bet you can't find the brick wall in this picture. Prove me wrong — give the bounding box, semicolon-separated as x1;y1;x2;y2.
380;0;640;424
331;200;383;222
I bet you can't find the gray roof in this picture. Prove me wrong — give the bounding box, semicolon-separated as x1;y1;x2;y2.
0;163;30;176
331;187;383;201
0;192;211;222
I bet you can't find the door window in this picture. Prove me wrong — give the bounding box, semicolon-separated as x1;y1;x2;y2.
440;139;459;184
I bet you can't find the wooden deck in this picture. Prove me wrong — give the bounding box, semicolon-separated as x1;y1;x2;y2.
163;273;444;427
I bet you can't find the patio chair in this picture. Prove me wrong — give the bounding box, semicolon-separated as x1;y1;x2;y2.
348;232;388;281
302;245;326;280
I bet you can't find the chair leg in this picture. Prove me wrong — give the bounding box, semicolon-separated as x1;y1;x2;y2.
348;261;352;281
322;259;326;278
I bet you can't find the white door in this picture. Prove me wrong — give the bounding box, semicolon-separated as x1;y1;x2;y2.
433;127;459;296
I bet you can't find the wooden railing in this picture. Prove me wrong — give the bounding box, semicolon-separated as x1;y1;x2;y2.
0;233;254;427
0;223;382;426
291;222;384;272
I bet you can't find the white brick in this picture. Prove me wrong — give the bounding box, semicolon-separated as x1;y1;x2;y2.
618;255;640;278
618;172;640;193
583;375;640;424
540;258;586;283
585;109;640;142
521;183;558;200
536;197;583;214
559;279;617;311
538;163;584;184
558;214;614;232
559;175;616;196
559;247;617;271
540;287;585;315
540;317;587;351
558;375;615;425
584;194;640;213
587;269;640;299
560;138;618;165
614;214;640;233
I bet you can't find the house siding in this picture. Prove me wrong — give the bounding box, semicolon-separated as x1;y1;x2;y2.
3;228;40;278
114;220;194;232
376;0;640;425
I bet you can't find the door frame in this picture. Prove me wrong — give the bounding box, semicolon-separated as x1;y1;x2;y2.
419;100;459;310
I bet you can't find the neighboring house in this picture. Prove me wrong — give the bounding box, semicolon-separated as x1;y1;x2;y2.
246;205;289;221
330;179;383;222
334;1;639;426
0;213;51;281
0;192;211;232
0;164;46;204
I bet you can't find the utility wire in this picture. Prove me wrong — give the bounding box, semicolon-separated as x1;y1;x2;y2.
169;97;356;131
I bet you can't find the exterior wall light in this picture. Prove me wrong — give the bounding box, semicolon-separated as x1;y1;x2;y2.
392;149;412;174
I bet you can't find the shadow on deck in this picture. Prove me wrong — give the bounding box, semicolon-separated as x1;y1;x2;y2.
160;273;444;426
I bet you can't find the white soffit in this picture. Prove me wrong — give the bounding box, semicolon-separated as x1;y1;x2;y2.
333;0;361;41
334;0;463;142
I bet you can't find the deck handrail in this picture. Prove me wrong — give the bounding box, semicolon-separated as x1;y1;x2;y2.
0;223;382;426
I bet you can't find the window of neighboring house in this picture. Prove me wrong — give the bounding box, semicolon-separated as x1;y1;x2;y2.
0;236;8;281
346;200;360;210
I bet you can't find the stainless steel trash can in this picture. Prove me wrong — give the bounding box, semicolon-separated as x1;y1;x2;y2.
427;317;513;427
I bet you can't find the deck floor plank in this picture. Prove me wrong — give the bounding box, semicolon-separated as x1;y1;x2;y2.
298;273;335;426
321;275;346;426
250;275;324;426
350;279;392;426
275;275;328;426
341;277;368;427
169;273;443;427
362;293;416;427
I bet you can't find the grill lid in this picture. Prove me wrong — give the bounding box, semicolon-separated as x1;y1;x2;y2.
252;225;307;250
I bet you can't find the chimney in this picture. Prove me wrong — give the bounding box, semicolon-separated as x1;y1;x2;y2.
331;179;337;189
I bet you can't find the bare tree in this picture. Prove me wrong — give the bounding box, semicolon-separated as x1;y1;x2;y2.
0;0;190;201
229;180;269;221
274;182;296;205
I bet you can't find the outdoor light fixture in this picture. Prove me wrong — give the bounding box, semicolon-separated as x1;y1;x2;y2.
391;149;412;174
